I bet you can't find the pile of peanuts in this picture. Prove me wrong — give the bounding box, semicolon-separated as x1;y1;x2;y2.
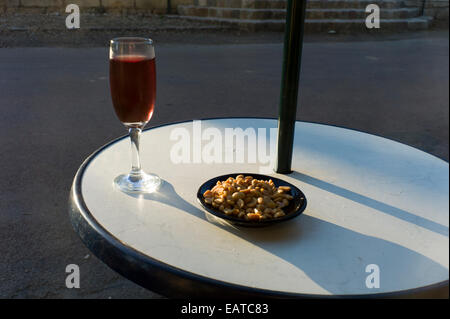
203;175;293;221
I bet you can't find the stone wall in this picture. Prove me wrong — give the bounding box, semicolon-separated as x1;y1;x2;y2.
404;0;449;23
424;0;449;22
0;0;193;14
1;0;449;22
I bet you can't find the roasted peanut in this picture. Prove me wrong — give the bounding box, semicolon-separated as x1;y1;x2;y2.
247;213;260;221
247;197;257;208
203;190;213;197
232;192;245;200
267;200;276;209
274;211;286;218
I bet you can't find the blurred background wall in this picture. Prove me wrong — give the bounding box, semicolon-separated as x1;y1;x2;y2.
1;1;448;26
1;0;193;14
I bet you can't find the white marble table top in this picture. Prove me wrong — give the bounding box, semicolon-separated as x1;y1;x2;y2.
72;118;449;297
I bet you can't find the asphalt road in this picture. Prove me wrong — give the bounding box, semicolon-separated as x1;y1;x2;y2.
0;31;448;298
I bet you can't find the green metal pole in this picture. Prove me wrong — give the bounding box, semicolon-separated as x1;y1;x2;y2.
275;0;307;174
167;0;172;14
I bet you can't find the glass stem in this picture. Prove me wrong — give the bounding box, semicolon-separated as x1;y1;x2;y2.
129;127;143;179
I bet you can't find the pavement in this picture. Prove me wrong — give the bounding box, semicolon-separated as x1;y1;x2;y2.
0;30;448;298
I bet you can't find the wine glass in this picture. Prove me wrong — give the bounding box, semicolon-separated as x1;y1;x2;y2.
109;37;161;193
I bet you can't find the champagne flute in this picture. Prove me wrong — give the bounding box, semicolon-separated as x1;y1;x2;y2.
109;37;161;193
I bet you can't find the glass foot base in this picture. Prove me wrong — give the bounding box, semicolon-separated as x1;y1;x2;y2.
114;172;162;194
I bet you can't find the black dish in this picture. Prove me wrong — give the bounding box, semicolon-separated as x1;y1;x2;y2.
197;173;307;227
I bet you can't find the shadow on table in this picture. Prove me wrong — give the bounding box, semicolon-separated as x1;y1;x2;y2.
128;179;207;220
290;171;448;237
228;213;448;295
129;178;448;296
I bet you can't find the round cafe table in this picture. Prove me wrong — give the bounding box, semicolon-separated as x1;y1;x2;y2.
69;118;449;298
